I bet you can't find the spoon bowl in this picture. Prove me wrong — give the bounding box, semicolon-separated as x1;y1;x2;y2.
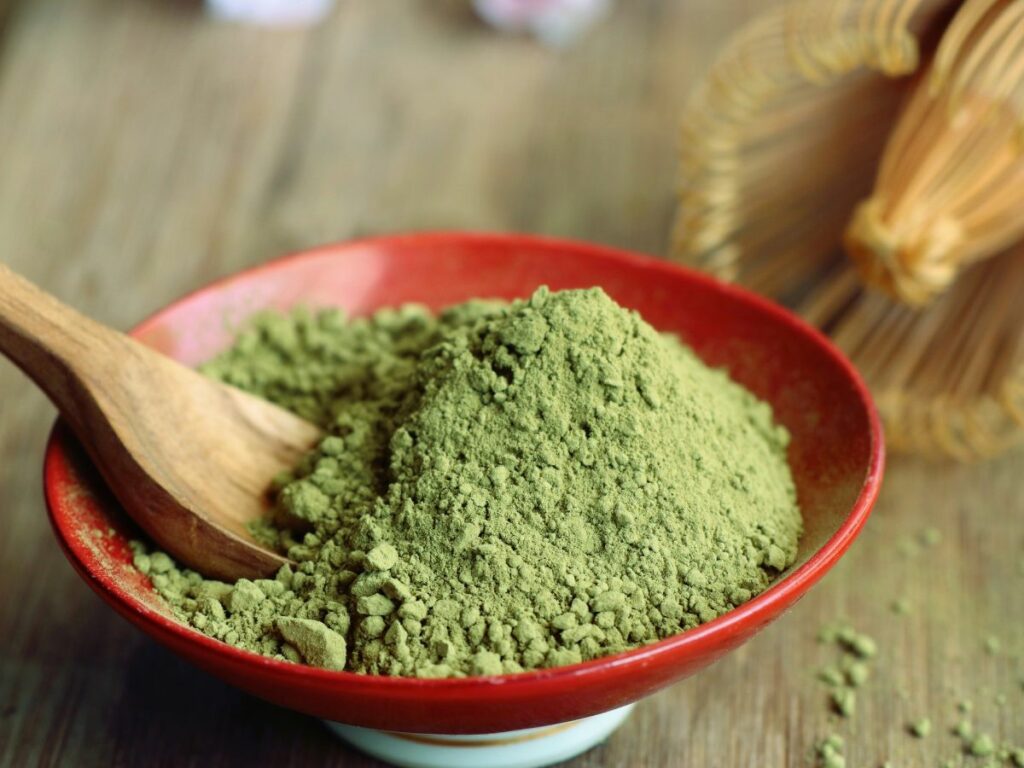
43;232;884;734
0;265;323;581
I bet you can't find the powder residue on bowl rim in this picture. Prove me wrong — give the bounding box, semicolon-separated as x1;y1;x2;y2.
135;286;802;677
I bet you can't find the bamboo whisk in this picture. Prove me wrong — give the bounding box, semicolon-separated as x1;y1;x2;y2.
674;0;1024;460
675;0;954;293
846;0;1024;306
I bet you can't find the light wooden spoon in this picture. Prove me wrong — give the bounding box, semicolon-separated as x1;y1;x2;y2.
0;264;323;581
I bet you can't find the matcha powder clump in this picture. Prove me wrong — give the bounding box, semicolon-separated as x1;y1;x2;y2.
141;287;801;677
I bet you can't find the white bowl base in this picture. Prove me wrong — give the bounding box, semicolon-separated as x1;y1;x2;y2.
324;703;636;768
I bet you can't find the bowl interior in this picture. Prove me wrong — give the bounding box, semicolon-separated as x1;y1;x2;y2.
44;233;882;732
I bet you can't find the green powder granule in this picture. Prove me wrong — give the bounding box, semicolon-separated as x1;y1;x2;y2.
890;598;911;615
816;735;846;768
845;662;869;687
908;717;932;738
818;666;845;686
969;734;996;757
843;632;878;660
138;287;801;676
831;688;856;718
920;526;942;547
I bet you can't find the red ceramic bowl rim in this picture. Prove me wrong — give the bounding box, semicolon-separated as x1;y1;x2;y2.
43;231;885;694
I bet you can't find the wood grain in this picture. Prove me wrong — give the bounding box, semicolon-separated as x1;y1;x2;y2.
0;1;1020;766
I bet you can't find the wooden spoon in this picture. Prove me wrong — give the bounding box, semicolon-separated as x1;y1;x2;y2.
0;264;323;581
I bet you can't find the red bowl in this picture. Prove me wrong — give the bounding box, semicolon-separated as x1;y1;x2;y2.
44;232;884;734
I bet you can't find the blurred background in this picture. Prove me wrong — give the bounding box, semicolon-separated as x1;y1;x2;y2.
0;2;1020;767
0;0;723;318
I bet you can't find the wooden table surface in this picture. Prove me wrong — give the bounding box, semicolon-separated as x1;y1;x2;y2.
0;1;1021;766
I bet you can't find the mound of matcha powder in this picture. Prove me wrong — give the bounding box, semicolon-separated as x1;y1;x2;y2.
135;286;801;677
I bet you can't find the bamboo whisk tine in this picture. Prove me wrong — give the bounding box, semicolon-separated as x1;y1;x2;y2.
845;0;1024;306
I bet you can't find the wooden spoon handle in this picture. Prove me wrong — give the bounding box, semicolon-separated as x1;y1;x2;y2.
0;263;123;427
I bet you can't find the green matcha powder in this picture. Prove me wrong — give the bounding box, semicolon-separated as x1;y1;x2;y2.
134;287;802;677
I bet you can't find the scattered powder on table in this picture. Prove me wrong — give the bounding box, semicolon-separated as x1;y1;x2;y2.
816;734;846;768
133;287;802;677
920;526;942;547
889;597;911;616
809;617;1024;767
968;733;996;757
810;519;1024;767
908;717;931;738
984;635;1002;655
815;621;879;722
954;718;973;739
831;688;856;718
